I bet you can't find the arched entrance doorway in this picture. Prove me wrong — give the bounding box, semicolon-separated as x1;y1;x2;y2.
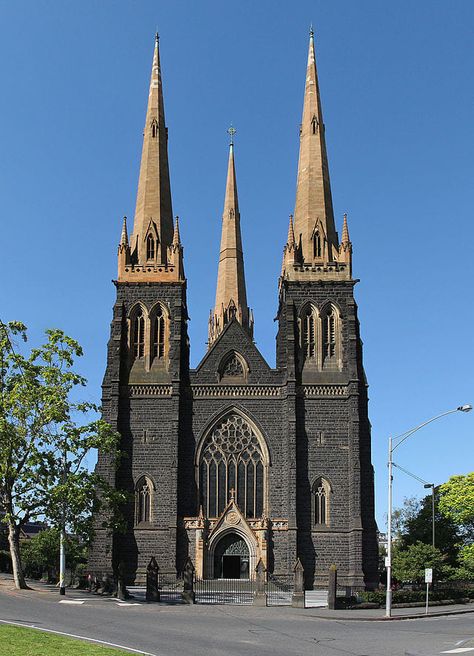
213;533;250;579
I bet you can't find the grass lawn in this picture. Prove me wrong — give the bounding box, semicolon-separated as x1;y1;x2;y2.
0;624;143;655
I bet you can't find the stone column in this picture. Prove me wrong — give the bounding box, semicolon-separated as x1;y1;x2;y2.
328;564;337;610
146;557;160;602
292;557;305;608
254;558;267;607
181;557;195;604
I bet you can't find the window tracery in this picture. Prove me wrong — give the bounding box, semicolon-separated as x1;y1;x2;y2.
131;307;145;359
313;477;330;526
135;476;153;524
301;305;317;359
313;231;322;258
146;234;155;261
199;414;265;519
151;305;165;361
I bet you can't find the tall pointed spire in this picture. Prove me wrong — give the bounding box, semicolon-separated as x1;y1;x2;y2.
120;216;129;247
281;30;352;283
293;28;338;263
208;137;253;346
130;33;174;265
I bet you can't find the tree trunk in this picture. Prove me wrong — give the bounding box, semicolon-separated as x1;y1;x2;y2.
8;522;29;589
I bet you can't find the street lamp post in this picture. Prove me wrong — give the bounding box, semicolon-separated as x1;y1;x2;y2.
423;483;435;549
385;404;472;618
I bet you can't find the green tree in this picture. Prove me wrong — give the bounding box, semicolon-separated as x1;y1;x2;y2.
392;542;447;584
400;490;462;567
21;528;86;581
0;321;124;589
438;473;474;538
391;496;420;538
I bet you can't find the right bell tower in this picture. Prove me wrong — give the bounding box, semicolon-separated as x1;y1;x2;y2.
277;28;378;588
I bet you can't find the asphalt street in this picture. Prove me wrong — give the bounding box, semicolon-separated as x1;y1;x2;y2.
0;582;473;656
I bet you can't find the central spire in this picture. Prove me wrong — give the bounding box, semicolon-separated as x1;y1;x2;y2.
130;33;174;265
208;135;253;346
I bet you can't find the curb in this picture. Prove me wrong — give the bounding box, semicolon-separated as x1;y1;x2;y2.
305;607;474;621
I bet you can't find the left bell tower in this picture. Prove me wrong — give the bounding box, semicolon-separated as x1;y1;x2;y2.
88;34;188;582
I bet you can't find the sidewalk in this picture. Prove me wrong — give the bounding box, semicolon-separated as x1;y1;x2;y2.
304;602;474;621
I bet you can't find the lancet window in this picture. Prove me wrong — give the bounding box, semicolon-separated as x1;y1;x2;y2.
151;305;166;361
313;231;322;258
301;305;317;359
312;477;330;526
131;307;145;359
199;414;266;519
135;476;153;524
321;304;340;369
146;234;155;261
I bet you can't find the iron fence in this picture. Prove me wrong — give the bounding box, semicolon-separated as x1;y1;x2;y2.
266;573;293;606
195;577;256;604
157;572;184;603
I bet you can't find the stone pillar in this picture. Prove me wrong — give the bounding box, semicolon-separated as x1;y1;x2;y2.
181;557;195;604
328;564;337;610
146;557;160;602
254;558;267;607
292;557;305;608
115;561;129;600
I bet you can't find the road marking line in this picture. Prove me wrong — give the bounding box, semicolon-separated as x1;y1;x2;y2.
0;619;158;655
441;649;474;654
58;600;84;604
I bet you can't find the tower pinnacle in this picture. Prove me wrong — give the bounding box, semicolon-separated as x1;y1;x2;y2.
208;139;253;346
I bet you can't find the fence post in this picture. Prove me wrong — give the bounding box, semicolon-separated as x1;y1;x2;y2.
254;558;267;606
182;557;195;604
146;556;160;602
328;564;337;610
292;557;305;608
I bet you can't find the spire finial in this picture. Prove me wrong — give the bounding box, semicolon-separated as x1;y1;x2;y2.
172;215;181;246
155;31;159;43
309;23;314;39
227;124;237;146
341;212;350;245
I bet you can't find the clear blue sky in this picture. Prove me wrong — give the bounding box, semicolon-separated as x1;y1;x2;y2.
1;1;472;531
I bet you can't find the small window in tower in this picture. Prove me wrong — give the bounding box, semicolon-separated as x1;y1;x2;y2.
311;115;318;134
132;308;145;359
146;235;155;261
135;477;153;524
313;478;330;526
313;231;322;258
152;307;165;360
151;119;158;138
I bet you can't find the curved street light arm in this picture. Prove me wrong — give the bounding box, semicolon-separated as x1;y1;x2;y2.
392;408;460;452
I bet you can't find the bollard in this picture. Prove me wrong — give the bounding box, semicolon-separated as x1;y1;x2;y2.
182;557;195;604
146;556;160;602
292;557;305;608
328;564;337;610
254;559;267;607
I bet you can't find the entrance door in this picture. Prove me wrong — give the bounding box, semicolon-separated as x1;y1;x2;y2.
214;533;250;579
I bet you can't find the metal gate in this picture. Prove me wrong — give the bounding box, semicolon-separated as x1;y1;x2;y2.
195;577;256;605
158;572;184;603
266;573;293;606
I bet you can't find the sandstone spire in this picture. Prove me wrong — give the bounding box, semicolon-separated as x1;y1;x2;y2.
293;28;338;264
282;30;352;283
129;33;174;265
208;139;253;346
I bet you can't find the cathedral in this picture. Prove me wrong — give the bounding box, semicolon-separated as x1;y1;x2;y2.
88;31;378;589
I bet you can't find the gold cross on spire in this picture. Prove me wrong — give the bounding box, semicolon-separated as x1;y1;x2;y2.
227;124;237;145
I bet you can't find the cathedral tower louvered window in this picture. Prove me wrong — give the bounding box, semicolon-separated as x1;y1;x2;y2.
321;305;341;370
146;234;155;261
151;305;166;361
199;414;266;519
131;307;145;359
301;305;317;359
313;478;330;526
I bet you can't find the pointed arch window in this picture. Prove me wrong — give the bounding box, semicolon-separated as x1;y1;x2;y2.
135;476;153;524
131;307;145;359
311;114;318;135
321;305;341;370
151;305;166;361
146;234;155;261
313;477;330;526
301;305;317;359
199;414;266;519
313;231;322;258
151;119;158;138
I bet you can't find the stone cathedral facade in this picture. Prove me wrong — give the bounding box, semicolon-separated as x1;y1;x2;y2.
88;32;378;589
